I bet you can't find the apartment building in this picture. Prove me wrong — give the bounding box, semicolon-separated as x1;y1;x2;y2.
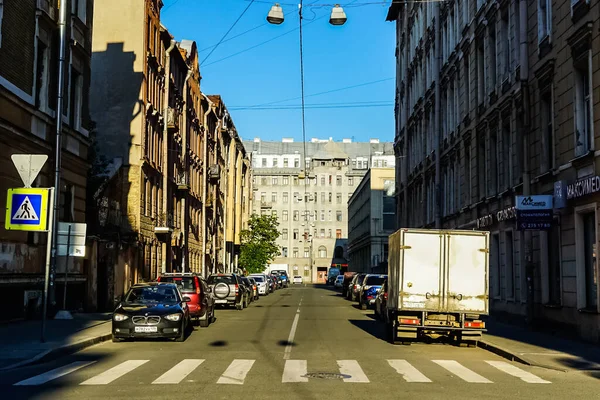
348;167;397;274
0;0;94;318
90;0;251;309
388;0;600;342
245;137;394;283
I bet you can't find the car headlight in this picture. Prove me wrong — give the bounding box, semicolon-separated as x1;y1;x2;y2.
165;314;182;322
113;313;129;322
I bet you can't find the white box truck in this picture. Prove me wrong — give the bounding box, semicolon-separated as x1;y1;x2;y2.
385;228;489;345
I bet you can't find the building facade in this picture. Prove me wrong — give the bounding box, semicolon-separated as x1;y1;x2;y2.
388;0;600;342
348;168;397;273
245;137;394;282
90;0;251;309
0;0;94;318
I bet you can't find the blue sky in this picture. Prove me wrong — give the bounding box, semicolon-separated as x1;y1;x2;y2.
161;0;395;143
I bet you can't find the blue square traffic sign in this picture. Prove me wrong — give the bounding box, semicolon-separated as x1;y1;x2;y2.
5;188;49;231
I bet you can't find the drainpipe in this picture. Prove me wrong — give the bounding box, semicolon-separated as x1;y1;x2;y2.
201;93;214;277
402;4;409;228
222;134;229;272
181;67;193;273
519;0;533;328
433;1;442;229
162;39;176;274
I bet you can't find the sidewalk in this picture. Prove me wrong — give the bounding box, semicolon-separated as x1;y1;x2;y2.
480;318;600;372
0;313;112;370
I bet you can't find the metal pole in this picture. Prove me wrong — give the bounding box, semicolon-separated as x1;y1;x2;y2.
433;1;442;229
62;225;72;310
49;0;69;307
41;187;55;343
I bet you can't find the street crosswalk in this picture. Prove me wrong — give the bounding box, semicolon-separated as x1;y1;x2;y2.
12;358;552;386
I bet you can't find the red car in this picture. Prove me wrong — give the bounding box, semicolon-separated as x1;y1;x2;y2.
157;273;215;327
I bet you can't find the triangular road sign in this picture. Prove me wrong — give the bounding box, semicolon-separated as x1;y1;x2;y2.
11;154;48;188
12;196;39;221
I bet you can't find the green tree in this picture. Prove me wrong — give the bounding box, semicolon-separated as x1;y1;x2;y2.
239;214;280;274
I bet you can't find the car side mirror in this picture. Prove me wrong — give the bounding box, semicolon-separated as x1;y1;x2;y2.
182;296;191;302
207;287;212;293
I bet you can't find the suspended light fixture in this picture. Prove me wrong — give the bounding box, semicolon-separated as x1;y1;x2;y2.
267;3;284;25
329;4;347;26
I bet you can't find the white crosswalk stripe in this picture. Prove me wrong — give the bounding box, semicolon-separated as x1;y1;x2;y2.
387;359;432;382
217;359;255;385
485;361;551;384
282;360;308;383
11;358;553;386
337;360;369;383
152;359;205;384
80;360;149;385
432;360;493;383
14;361;96;386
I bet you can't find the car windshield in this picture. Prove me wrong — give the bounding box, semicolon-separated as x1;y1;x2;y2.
159;276;195;293
207;275;235;285
365;276;386;286
357;275;366;284
336;276;344;281
252;276;264;282
125;286;180;304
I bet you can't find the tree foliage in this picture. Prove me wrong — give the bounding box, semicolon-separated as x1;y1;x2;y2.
239;214;280;274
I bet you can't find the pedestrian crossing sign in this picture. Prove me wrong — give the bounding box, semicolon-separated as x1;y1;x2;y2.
5;188;49;231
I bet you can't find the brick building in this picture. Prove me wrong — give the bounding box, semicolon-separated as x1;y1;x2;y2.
0;0;94;318
387;0;600;342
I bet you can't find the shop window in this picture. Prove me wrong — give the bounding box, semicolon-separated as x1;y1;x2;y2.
504;230;515;299
575;206;598;310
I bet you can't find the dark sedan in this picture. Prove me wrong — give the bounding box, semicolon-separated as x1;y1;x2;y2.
112;282;192;342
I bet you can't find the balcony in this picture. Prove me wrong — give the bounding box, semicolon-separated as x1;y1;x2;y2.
260;201;273;209
167;107;180;132
175;171;189;191
208;164;220;182
154;213;174;235
37;0;56;20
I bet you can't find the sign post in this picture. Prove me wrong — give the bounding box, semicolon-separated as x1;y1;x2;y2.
6;154;52;342
54;222;87;320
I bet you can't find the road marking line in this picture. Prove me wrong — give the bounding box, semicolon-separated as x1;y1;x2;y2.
14;361;96;386
152;359;204;384
282;360;308;383
80;360;149;385
485;361;551;384
337;360;369;383
217;359;255;385
432;360;492;383
387;360;432;383
283;313;300;360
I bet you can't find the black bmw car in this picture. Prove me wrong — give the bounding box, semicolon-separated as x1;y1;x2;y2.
112;282;192;342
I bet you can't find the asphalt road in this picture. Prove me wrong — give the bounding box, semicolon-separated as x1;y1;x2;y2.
2;284;599;400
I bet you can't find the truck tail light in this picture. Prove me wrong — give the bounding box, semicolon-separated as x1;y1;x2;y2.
196;286;201;295
235;284;239;295
465;321;485;329
399;318;420;325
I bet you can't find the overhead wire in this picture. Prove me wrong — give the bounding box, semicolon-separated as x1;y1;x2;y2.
201;0;256;65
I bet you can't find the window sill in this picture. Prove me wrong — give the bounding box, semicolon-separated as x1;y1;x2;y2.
543;303;562;309
571;0;590;23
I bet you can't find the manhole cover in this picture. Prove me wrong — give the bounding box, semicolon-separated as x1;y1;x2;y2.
303;372;350;380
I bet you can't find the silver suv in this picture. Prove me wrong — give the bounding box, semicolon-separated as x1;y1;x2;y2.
206;274;248;310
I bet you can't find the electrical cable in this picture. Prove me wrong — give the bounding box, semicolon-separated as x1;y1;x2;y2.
201;0;256;65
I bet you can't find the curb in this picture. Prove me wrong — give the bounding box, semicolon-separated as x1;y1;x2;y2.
0;330;112;371
478;340;570;372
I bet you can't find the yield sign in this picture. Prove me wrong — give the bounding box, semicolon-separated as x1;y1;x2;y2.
11;154;48;188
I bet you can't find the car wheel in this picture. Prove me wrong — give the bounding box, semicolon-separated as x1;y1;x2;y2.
235;298;243;310
112;335;123;343
360;300;367;310
175;322;186;342
199;316;209;327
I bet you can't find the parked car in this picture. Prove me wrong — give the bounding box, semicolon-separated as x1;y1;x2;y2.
292;275;303;284
267;276;276;292
341;272;357;297
334;275;344;289
358;274;387;310
271;274;283;289
157;272;215;327
374;279;388;321
112;282;191;342
348;273;367;301
271;270;290;287
206;274;248;310
241;276;257;302
249;274;270;295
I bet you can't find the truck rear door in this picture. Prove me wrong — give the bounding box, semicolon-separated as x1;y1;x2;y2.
445;231;489;314
400;230;443;311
